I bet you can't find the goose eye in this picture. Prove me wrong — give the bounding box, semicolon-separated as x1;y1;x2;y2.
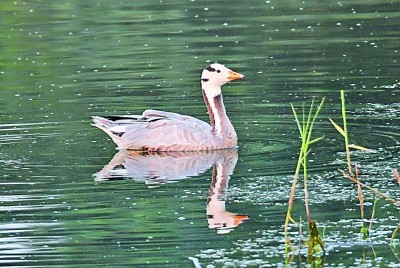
217;70;221;73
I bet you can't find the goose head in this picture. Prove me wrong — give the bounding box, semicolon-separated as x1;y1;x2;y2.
201;63;244;88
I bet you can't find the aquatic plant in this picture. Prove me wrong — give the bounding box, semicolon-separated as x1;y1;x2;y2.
391;223;400;261
330;91;400;204
340;170;400;206
329;90;369;174
285;91;399;264
391;170;400;257
330;90;400;242
329;90;370;237
391;223;400;246
285;98;325;259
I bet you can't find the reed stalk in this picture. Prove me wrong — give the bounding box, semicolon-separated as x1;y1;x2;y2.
391;223;400;245
369;197;378;231
331;90;400;244
340;90;352;175
330;90;369;237
285;98;325;257
340;170;400;206
355;163;369;239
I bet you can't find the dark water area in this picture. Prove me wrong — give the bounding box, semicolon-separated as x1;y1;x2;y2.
1;1;399;267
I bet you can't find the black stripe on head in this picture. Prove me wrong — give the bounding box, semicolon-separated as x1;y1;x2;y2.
205;65;216;72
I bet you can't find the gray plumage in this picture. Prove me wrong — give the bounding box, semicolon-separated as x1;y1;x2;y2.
92;63;244;151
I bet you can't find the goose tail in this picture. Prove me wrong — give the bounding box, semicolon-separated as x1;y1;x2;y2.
91;116;126;149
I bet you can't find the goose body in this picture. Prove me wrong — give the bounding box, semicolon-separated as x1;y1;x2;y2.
92;63;244;151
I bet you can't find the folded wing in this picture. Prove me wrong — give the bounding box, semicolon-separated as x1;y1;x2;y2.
92;109;215;151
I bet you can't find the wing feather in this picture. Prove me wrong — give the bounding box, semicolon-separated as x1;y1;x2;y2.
93;110;215;151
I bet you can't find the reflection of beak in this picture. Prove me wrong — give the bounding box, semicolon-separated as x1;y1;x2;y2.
228;70;245;81
233;215;249;227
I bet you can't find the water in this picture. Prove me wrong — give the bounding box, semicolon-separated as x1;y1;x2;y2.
1;0;399;267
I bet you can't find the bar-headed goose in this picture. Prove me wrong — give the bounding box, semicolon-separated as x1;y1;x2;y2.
92;63;244;151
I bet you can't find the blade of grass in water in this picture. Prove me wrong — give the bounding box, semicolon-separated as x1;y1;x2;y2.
285;98;325;256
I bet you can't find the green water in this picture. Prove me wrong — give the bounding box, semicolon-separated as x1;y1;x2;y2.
1;0;399;267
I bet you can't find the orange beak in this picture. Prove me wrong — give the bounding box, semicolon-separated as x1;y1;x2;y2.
228;70;245;81
233;215;249;227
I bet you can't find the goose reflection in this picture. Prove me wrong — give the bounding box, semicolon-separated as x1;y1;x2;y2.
95;149;248;233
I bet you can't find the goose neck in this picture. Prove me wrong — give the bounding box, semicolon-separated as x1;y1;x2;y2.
202;87;229;136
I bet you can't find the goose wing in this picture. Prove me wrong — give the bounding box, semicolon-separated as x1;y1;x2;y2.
143;109;210;128
92;109;214;151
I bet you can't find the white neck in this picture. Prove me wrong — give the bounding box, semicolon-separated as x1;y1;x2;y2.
203;85;222;99
208;163;227;211
203;86;225;135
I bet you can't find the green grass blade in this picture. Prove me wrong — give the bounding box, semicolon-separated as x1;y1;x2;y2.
340;90;352;174
306;98;325;145
309;136;324;145
329;118;345;137
291;103;303;137
348;144;369;151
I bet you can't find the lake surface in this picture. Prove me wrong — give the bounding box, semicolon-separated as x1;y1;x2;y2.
1;0;399;267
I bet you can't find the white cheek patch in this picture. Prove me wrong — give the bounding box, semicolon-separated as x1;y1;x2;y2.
204;86;221;99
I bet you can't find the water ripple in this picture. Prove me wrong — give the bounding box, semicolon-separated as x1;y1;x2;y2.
0;122;60;145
